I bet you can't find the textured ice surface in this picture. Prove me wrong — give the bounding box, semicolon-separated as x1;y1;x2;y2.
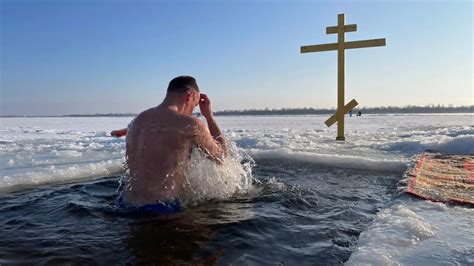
346;195;474;265
0;114;473;263
0;117;128;193
1;114;472;192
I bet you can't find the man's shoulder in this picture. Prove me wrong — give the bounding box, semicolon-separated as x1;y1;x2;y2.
187;116;202;125
176;116;210;138
180;116;204;133
132;108;155;121
188;116;209;129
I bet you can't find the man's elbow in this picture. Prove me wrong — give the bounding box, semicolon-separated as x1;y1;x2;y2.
222;148;228;160
213;148;227;165
219;142;228;159
216;138;227;159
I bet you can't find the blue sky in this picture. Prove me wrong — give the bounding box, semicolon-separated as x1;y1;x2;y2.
1;0;472;115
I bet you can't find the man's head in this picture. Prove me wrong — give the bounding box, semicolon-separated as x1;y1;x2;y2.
165;76;201;115
167;76;199;94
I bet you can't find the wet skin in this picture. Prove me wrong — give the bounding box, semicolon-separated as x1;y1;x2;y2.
122;94;226;206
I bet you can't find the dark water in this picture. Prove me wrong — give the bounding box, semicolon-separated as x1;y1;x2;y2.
0;159;401;265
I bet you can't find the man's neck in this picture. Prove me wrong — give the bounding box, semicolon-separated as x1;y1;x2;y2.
159;99;190;115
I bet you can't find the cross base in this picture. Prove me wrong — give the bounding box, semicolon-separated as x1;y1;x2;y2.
324;99;359;127
336;136;346;141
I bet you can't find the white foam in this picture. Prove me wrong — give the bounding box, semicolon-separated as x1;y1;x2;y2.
181;143;254;207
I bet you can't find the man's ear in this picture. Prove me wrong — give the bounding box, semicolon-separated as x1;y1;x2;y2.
187;91;198;103
185;92;193;103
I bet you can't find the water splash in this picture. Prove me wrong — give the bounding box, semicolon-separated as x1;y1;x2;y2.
180;141;255;207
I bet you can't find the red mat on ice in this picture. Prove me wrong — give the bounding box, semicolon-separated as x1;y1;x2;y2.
404;152;474;205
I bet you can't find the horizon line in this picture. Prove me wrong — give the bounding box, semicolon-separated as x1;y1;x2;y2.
1;104;473;117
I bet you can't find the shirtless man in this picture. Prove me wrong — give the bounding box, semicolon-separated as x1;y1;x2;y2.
114;76;226;212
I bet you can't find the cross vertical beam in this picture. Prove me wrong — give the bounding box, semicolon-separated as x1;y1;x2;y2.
337;14;345;141
300;13;386;141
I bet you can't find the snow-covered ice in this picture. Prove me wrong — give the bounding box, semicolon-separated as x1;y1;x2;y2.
0;114;472;264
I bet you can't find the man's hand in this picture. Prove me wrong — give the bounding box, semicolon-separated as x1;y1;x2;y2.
199;94;213;119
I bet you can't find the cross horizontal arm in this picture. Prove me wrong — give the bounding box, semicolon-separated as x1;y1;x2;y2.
324;99;358;127
300;38;386;53
301;43;338;53
326;24;357;34
345;38;386;49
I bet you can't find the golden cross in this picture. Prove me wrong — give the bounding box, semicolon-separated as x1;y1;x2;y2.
301;13;386;141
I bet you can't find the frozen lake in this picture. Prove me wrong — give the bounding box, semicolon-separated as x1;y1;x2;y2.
0;114;473;264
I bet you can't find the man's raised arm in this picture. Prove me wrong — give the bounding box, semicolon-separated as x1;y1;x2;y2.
193;94;227;162
204;115;226;156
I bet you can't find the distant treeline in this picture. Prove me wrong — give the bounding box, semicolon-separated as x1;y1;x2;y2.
213;105;474;116
2;105;472;117
64;113;136;117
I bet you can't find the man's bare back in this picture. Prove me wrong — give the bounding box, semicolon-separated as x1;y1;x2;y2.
119;76;226;207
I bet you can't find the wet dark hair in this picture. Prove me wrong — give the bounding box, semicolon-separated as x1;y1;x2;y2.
167;76;199;93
